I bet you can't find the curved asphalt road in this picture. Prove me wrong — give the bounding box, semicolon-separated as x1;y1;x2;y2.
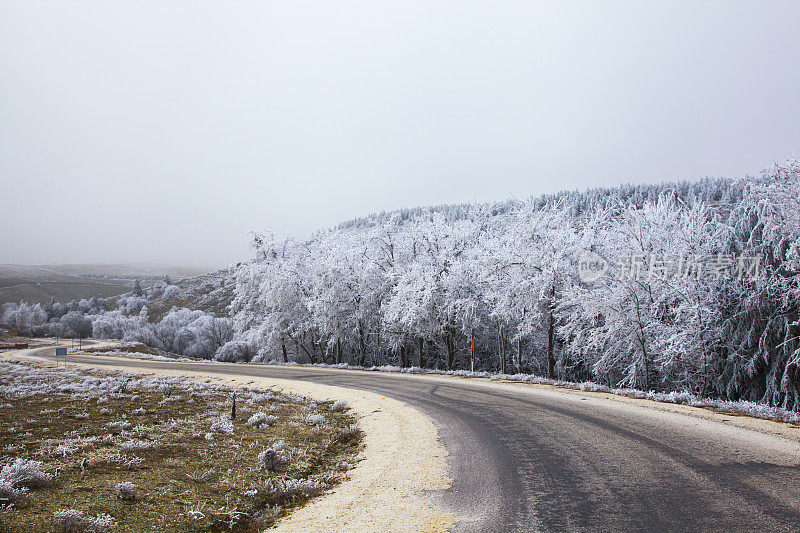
22;344;800;532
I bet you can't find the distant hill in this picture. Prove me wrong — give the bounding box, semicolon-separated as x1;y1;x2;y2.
0;264;208;306
118;267;237;322
47;263;207;279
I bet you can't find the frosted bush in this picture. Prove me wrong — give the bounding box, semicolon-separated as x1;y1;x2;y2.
337;423;362;443
162;285;183;300
304;414;326;426
131;407;145;416
246;412;278;429
330;400;349;412
210;417;234;435
115;481;138;501
246;392;275;406
257;440;289;471
53;509;117;532
0;458;53;489
268;477;328;502
213;340;257;363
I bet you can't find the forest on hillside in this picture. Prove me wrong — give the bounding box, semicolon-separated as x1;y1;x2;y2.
4;161;799;411
231;160;799;409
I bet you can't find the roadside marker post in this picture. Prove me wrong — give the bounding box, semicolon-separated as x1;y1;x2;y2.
471;337;475;373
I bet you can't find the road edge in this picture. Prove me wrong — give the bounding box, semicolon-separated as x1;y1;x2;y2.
2;347;457;533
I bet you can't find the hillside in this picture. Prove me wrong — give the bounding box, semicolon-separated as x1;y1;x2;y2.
118;267;237;322
0;264;208;306
47;263;206;279
0;265;133;306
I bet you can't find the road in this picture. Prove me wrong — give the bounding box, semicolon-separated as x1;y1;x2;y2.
22;344;800;532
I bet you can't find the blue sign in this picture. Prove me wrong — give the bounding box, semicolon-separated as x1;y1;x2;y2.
55;348;67;356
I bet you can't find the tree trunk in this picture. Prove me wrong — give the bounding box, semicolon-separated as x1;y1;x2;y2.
547;285;556;379
516;336;522;374
445;331;455;371
308;334;318;364
497;319;505;374
358;326;367;367
418;338;425;368
375;331;382;366
547;310;555;380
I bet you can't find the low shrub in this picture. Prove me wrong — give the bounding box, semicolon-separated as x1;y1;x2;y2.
304;414;326;426
246;412;278;429
330;400;349;412
116;481;138;501
257;440;289;472
210;417;234;435
53;509;117;533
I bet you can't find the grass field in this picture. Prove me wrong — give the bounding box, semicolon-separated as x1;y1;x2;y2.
0;361;363;532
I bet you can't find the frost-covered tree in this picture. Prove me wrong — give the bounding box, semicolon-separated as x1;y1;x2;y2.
214;339;258;362
59;311;93;339
1;301;47;334
210;158;800;410
163;284;183;300
185;315;234;359
722;160;800;408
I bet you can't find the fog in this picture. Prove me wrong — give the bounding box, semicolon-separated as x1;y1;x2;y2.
1;1;798;268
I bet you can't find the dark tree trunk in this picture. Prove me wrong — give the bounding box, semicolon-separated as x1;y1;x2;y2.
547;310;555;380
547;286;556;380
357;323;367;367
445;331;455;371
418;338;425;368
497;319;505;374
308;336;318;364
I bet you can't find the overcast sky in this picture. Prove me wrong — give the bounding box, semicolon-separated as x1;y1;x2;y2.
1;1;799;269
